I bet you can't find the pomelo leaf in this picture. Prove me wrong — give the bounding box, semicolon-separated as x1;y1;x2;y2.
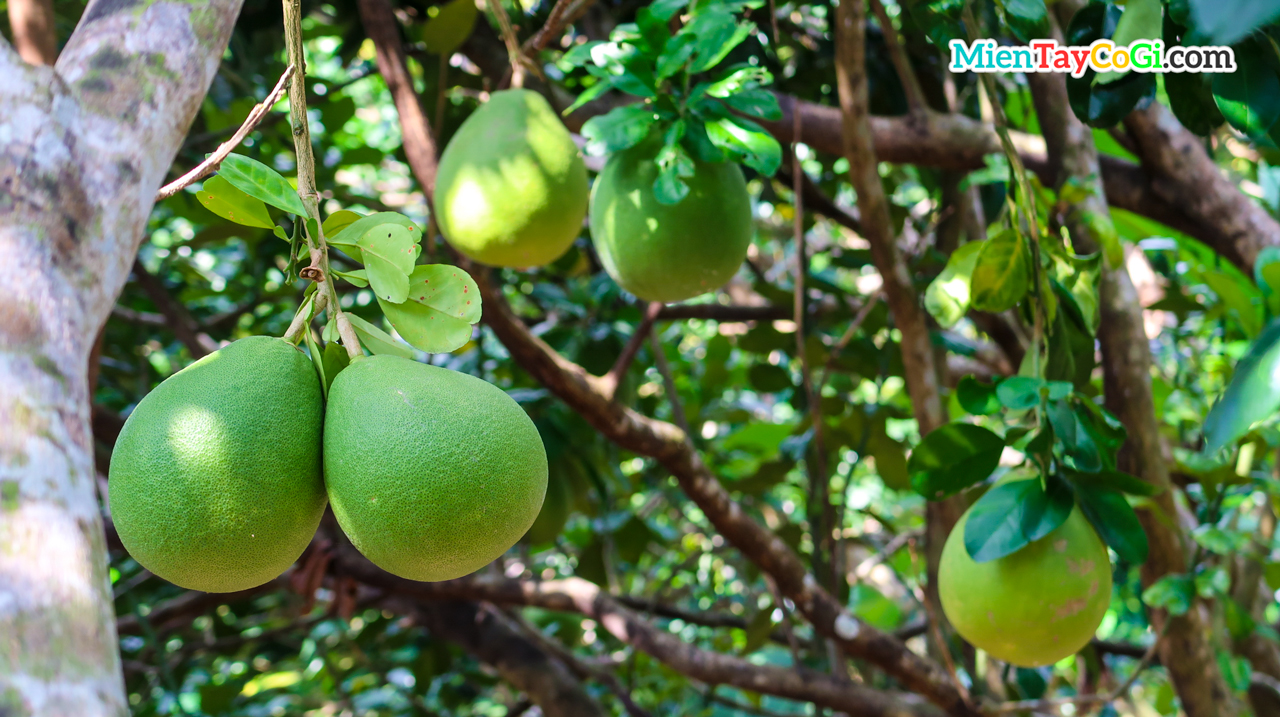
957;376;1001;416
334;269;369;288
1075;485;1149;563
1048;398;1102;473
357;225;419;303
327;211;421;262
321;342;350;392
218;153;309;217
195;175;275;229
1095;0;1161;85
704;116;781;176
925;240;984;328
908;423;1005;500
322;209;363;238
344;313;414;359
970;229;1029;313
1203;318;1280;453
996;375;1043;410
303;324;328;400
1212;38;1280;141
581;105;657;155
378;265;481;354
421;0;478;56
964;474;1073;563
1065;468;1162;497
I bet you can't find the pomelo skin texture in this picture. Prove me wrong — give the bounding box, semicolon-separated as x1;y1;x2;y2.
939;490;1112;667
323;356;548;582
589;140;753;303
108;336;326;593
435;89;589;268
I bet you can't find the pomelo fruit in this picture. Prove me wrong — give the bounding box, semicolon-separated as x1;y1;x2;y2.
939;483;1112;667
434;89;589;268
323;356;548;581
108;336;326;593
589;139;753;303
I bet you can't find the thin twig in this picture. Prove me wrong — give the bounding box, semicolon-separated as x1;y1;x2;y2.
867;0;926;113
155;65;295;201
487;0;533;89
523;0;595;54
649;328;692;438
604;301;664;400
817;290;882;393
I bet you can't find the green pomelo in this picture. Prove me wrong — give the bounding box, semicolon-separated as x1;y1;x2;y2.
589;140;754;303
323;356;548;581
108;336;326;593
435;89;589;268
939;486;1112;667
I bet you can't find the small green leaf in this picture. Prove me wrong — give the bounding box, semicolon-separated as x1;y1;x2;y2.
704;116;781;176
1213;37;1280;142
562;76;617;115
378;265;482;354
653;140;695;205
218;154;309;217
421;0;478;56
970;230;1029;313
719;89;783;122
358;224;419;303
344;313;414;358
1203;319;1280;452
688;8;753;73
648;0;688;22
581;105;657;155
273;226;289;242
1075;485;1148;563
996;375;1043;411
1000;0;1049;43
925;240;984;328
964;475;1074;563
195;175;275;229
328;212;421;263
322;209;363;238
655;33;697;79
1065;468;1163;497
1203;268;1263;338
908;423;1005;499
1048;398;1102;473
1142;574;1193;615
1096;0;1162;85
321;342;350;392
303;324;328;400
1189;0;1280;48
334;269;369;288
957;376;1001;416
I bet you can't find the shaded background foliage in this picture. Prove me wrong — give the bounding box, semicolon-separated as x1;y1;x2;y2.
11;0;1280;713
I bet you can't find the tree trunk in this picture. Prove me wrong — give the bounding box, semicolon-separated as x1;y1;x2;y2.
0;0;243;712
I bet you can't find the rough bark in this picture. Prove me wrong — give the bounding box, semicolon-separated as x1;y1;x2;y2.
1026;50;1244;717
344;550;944;717
6;0;57;64
0;0;243;712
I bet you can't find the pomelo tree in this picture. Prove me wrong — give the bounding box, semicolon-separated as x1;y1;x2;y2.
8;0;1280;715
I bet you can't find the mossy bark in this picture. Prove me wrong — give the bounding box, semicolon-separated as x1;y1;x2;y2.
0;0;242;712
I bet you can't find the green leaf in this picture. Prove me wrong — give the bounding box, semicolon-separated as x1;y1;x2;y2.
1048;398;1102;473
705;66;772;97
378;265;482;354
1096;0;1162;85
655;33;697;79
1254;245;1280;295
999;0;1049;43
685;5;750;74
562;76;617;115
344;313;414;358
1065;3;1154;128
358;224;419;303
1075;485;1148;563
1212;37;1280;142
740;606;776;654
328;212;422;263
334;269;369;288
1203;318;1280;452
321;342;350;392
217;154;309;217
303;323;328;400
925;240;984;328
747;364;792;392
1143;574;1194;615
1188;0;1280;46
322;209;363;238
422;0;478;55
195;175;274;229
848;584;903;630
648;0;688;21
964;475;1074;563
957;376;1001;416
704;116;782;176
1066;468;1163;497
908;423;1005;499
581;105;657;155
719;89;783;122
996;375;1043;411
1164;70;1225;137
1203;268;1263;338
970;230;1029;313
635;7;670;53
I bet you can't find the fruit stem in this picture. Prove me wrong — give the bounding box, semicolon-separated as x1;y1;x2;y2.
283;0;361;360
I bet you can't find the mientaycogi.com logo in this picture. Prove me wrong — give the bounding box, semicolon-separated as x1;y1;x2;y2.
948;38;1237;77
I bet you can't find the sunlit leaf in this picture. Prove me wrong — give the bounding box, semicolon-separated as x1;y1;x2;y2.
195;175;274;229
378;265;482;354
218;153;309;217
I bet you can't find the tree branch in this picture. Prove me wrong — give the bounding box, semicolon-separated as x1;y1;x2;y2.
130;260;218;358
155;65;294;201
7;0;57;65
603;301;663;400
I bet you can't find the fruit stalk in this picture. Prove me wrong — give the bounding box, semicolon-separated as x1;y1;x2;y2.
282;0;363;359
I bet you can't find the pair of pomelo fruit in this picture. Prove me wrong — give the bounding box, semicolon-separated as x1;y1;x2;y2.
433;89;754;302
109;336;547;593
